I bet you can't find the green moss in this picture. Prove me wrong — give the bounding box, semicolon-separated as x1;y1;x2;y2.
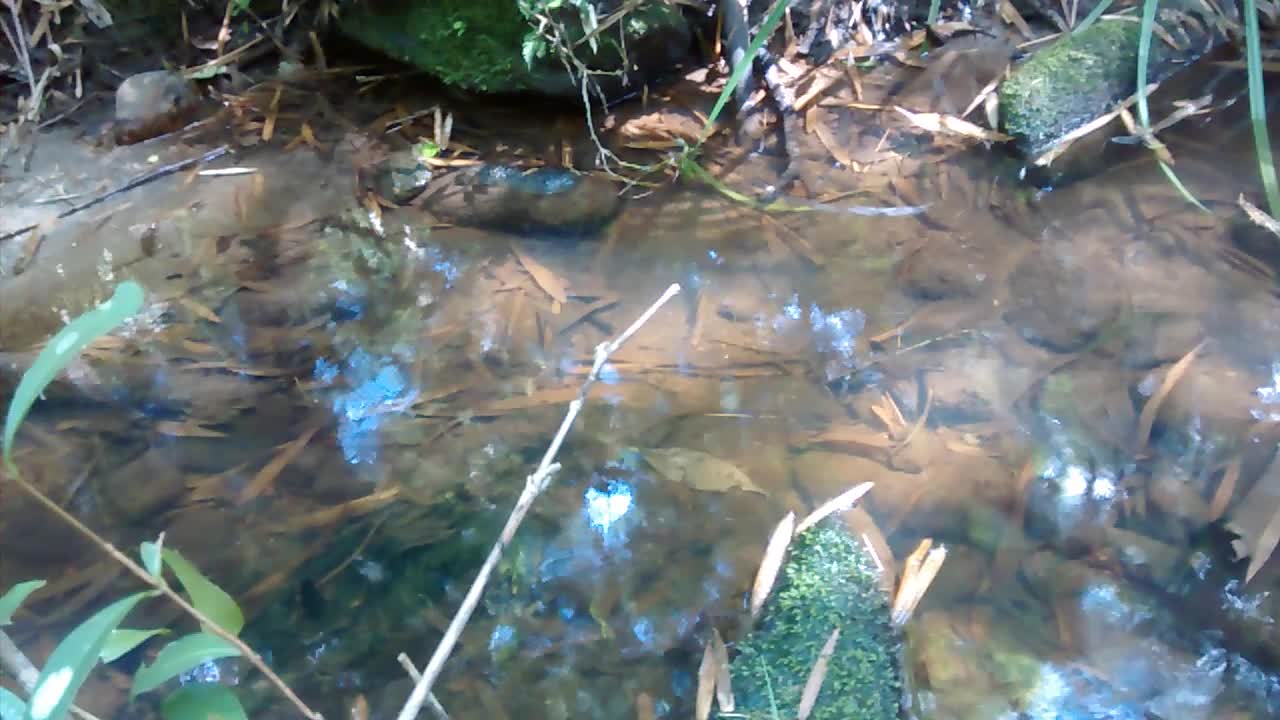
998;19;1143;154
725;520;901;720
340;0;534;92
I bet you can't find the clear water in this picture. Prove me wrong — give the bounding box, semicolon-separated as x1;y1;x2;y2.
3;82;1280;720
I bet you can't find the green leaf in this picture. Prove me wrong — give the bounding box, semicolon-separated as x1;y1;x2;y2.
132;633;241;698
1243;0;1280;217
140;540;164;579
188;65;227;80
0;688;24;720
161;684;247;720
0;580;46;625
160;549;243;636
24;591;148;720
3;281;145;471
100;628;169;664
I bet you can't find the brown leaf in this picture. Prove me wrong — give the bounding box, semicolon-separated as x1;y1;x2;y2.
178;297;221;323
710;628;734;713
155;420;226;438
894;106;1012;141
796;628;841;720
796;482;874;534
641;448;768;495
1135;340;1205;452
1247;505;1280;583
238;426;320;504
695;642;715;720
751;511;796;620
512;245;568;304
1209;459;1240;523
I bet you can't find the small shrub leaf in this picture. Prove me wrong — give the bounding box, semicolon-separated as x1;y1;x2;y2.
100;628;169;664
160;549;243;635
161;684;247;720
3;281;145;470
140;540;164;579
132;633;241;698
24;591;148;720
0;580;46;625
0;688;25;720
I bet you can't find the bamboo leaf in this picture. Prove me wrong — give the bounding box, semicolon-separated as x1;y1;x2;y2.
100;628;169;664
0;688;24;720
161;550;243;636
750;512;796;620
3;281;145;471
132;633;240;698
24;592;149;720
0;581;46;625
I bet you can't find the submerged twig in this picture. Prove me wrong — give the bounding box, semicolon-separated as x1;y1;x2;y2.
393;283;682;720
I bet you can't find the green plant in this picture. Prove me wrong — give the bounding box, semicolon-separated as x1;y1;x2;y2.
0;281;306;720
1242;0;1280;217
724;520;900;720
1;544;248;720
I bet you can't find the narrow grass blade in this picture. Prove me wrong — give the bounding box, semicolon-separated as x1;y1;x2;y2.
700;0;791;145
3;282;145;471
1243;0;1280;217
1073;0;1114;34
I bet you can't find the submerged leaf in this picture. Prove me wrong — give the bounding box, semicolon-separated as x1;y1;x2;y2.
161;684;248;720
3;281;145;470
25;591;149;720
0;581;46;625
751;512;796;620
133;633;240;697
796;628;840;720
640;448;767;495
161;550;243;636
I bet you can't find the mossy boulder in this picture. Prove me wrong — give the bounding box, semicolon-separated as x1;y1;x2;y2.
997;17;1205;157
724;520;901;720
337;0;692;96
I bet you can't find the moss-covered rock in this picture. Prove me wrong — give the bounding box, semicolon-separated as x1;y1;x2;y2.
337;0;691;96
996;16;1220;157
724;520;901;720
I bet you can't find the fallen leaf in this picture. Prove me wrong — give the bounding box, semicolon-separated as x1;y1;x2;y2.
796;482;874;534
1135;340;1205;452
1209;459;1239;523
178;297;221;324
710;629;734;713
894;106;1011;142
695;642;715;720
238;426;320;503
750;511;796;620
1247;506;1280;584
155;420;226;438
512;245;568;304
796;628;840;720
640;448;767;495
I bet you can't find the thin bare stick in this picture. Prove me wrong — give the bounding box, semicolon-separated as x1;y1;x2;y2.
3;469;322;719
395;654;450;720
394;283;682;720
0;629;104;720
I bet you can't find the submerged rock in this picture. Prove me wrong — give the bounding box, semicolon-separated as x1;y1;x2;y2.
338;0;692;97
725;519;900;720
420;164;622;236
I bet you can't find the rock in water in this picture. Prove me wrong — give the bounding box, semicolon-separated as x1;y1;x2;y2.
420;164;622;237
113;70;198;145
725;519;901;720
372;148;433;205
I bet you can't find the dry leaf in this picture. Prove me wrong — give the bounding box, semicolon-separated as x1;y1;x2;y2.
1247;506;1280;583
238;426;320;503
155;420;226;438
1209;459;1240;523
796;628;840;720
696;642;715;720
796;482;874;534
640;448;767;495
894;106;1012;141
710;628;734;713
512;245;568;304
751;512;796;620
1135;340;1205;452
892;540;947;627
178;296;221;323
1240;194;1280;240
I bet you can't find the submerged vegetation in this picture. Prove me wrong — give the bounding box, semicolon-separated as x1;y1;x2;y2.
728;520;901;720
